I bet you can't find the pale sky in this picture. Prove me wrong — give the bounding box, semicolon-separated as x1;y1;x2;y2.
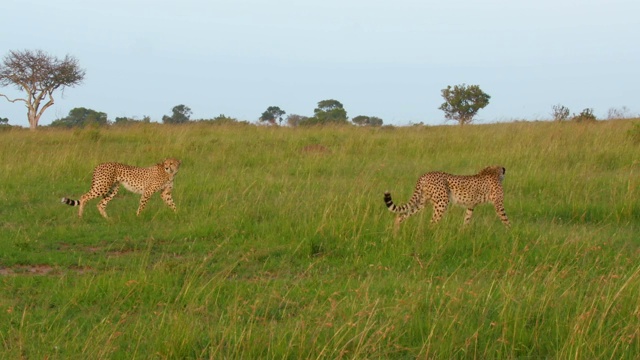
2;0;639;126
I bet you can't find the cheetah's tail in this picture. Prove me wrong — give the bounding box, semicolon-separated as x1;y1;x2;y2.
61;197;80;206
384;192;412;214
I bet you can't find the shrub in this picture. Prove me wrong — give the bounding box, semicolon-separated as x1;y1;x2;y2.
551;104;570;121
607;106;633;120
571;108;597;122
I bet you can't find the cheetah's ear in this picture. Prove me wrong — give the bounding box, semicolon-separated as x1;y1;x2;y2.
502;167;506;175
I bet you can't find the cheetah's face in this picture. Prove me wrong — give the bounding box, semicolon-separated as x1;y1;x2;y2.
163;158;181;175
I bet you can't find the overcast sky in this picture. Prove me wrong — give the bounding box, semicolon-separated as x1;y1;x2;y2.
2;0;638;126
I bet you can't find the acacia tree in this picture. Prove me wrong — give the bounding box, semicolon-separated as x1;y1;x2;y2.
0;50;85;130
438;84;490;126
162;104;192;124
259;106;286;125
311;99;348;124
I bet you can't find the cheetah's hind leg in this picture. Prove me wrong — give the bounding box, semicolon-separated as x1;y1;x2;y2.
96;183;120;219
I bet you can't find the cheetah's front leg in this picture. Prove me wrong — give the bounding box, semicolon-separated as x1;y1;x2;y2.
136;191;154;216
161;187;177;212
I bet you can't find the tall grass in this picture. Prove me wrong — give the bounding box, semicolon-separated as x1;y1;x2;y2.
0;120;638;358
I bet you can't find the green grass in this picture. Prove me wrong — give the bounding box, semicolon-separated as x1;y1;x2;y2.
0;120;639;359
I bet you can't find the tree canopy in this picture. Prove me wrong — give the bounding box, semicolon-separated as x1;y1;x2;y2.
162;104;192;124
438;84;490;126
310;99;348;125
0;49;85;130
50;107;108;128
259;106;286;125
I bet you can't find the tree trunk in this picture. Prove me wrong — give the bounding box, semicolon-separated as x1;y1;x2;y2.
27;92;54;130
28;107;39;130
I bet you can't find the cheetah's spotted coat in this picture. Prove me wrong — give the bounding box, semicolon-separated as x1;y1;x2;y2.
61;158;181;218
384;165;510;229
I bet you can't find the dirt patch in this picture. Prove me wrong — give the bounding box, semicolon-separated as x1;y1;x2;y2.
57;242;137;255
107;248;137;257
0;265;92;276
0;265;55;276
68;265;93;274
301;144;331;154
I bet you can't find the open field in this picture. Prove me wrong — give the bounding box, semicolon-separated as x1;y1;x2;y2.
0;120;639;359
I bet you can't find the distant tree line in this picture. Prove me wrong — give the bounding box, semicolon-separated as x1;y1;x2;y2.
2;49;637;129
259;99;385;127
46;105;250;128
551;104;636;122
43;99;388;129
43;99;637;130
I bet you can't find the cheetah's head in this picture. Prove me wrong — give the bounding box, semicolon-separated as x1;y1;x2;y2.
478;165;506;180
162;158;181;175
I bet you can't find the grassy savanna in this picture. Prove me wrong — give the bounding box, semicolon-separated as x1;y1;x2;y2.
0;120;639;359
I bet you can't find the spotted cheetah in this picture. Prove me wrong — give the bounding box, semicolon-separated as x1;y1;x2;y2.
61;158;181;218
384;165;510;229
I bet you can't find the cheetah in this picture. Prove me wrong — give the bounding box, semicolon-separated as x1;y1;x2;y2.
61;158;181;218
384;165;510;230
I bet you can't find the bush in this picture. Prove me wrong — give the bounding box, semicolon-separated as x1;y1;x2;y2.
607;106;634;120
196;114;250;126
571;108;597;122
551;104;570;121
